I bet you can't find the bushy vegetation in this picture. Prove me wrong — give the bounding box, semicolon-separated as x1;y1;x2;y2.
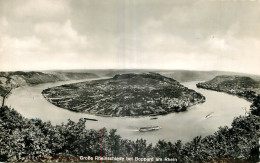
251;94;260;116
0;85;8;96
0;105;259;162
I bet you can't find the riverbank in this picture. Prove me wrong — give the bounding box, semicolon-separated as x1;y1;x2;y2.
197;75;260;103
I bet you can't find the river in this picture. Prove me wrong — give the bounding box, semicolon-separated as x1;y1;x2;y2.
6;78;251;144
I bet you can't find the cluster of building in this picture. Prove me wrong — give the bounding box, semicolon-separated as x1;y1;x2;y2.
42;74;205;116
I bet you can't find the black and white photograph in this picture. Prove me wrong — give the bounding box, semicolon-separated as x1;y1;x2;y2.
0;0;260;162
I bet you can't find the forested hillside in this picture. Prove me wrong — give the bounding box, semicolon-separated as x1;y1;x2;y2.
0;71;98;98
197;75;260;102
0;104;259;162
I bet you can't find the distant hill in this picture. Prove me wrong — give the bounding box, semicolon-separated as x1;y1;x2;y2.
2;69;260;98
157;70;260;82
0;71;99;97
204;76;259;88
75;69;260;82
42;73;205;116
197;75;260;102
48;71;99;81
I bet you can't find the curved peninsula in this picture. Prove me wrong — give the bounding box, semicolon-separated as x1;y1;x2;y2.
42;73;205;116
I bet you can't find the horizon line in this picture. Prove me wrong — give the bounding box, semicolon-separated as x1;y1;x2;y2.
1;68;260;76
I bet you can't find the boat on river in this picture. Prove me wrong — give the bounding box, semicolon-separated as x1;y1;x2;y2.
139;126;161;132
84;118;98;121
205;112;214;119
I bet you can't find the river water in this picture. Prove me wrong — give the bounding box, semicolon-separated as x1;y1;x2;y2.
6;78;251;144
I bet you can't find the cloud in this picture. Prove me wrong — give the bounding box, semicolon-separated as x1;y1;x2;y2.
34;20;89;53
0;19;87;70
0;0;259;74
0;17;8;27
13;0;70;20
0;17;120;70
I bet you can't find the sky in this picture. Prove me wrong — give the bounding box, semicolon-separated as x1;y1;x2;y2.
0;0;260;75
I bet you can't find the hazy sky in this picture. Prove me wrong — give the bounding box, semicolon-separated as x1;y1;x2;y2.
0;0;260;74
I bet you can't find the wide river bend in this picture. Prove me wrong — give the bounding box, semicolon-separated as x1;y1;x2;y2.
6;78;251;144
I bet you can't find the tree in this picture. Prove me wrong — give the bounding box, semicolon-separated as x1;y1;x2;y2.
250;95;260;116
1;87;12;107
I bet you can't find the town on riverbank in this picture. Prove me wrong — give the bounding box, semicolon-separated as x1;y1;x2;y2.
42;73;205;116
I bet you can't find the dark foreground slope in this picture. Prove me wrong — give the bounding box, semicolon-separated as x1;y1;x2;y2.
42;73;205;116
0;105;259;162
